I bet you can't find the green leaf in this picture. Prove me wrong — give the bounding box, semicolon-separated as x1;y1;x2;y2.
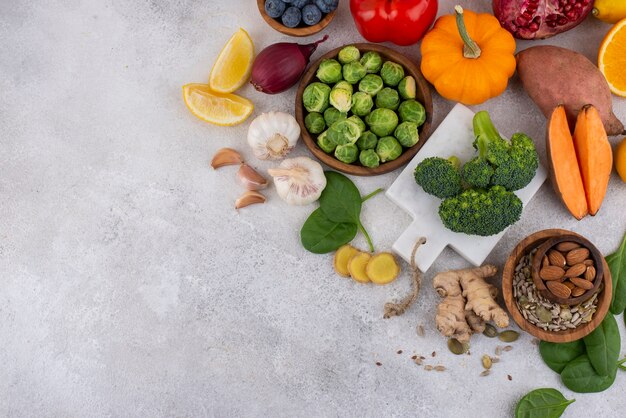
515;388;574;418
318;171;362;224
608;231;626;314
583;314;621;377
539;340;585;374
561;354;617;393
300;208;357;254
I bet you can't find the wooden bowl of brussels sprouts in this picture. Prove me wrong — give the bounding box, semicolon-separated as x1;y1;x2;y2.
257;0;337;37
295;43;433;176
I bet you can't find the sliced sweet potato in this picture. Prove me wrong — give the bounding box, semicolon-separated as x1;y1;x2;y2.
573;105;613;215
333;245;359;277
547;105;588;220
347;252;371;284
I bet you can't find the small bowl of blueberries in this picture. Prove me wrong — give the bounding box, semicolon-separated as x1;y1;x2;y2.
257;0;339;37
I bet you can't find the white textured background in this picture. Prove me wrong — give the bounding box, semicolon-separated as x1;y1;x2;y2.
1;0;625;416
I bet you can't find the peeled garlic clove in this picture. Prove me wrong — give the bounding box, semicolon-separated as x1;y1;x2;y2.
211;148;243;169
235;190;266;209
247;111;300;160
267;157;326;205
238;163;268;190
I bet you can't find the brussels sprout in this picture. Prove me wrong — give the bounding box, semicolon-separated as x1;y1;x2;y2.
365;108;398;137
398;76;416;99
302;82;331;113
360;51;383;73
329;87;352;113
350;92;374;117
334;143;359;164
304;112;326;134
327;119;362;146
375;87;400;110
323;107;347;126
359;149;380;168
356;131;378;150
342;61;367;84
358;74;384;96
394;121;419;147
398;99;426;125
317;130;336;153
338;45;361;64
316;59;342;84
376;136;403;162
380;61;405;86
348;115;366;133
334;80;353;94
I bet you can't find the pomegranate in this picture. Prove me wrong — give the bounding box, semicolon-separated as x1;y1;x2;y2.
493;0;594;40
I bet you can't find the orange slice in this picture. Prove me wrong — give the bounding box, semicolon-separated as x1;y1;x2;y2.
209;28;254;94
598;18;626;97
182;83;253;126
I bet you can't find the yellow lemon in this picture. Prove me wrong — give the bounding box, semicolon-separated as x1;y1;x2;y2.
209;28;254;94
593;0;626;24
182;83;253;126
615;137;626;182
598;18;626;97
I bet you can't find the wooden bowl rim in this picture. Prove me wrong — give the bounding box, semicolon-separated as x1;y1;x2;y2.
295;43;433;176
530;234;604;305
256;0;336;37
502;229;612;343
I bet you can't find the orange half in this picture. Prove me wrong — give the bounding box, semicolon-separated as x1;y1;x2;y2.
599;18;626;97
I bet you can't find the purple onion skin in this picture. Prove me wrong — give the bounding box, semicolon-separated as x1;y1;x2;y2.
251;35;328;94
493;0;594;40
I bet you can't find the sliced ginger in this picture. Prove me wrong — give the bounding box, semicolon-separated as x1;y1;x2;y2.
348;252;372;283
366;252;400;285
333;245;360;277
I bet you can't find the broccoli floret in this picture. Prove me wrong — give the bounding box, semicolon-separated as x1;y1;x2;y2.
462;156;494;188
469;111;539;191
414;156;463;198
438;186;523;236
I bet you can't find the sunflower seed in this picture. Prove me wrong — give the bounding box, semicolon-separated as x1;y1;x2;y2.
434;365;446;372
424;365;433;371
416;325;425;337
503;345;513;352
480;370;491;377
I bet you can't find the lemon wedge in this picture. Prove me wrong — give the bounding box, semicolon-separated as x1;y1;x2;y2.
209;28;254;93
183;83;253;126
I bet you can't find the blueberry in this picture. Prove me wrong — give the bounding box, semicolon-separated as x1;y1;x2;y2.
302;4;322;25
314;0;338;13
265;0;286;18
292;0;309;8
281;6;302;27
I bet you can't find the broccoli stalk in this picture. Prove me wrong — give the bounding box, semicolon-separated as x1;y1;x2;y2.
414;156;463;199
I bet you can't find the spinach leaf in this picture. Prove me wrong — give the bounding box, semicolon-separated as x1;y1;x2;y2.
539;340;585;374
300;208;357;254
608;231;626;314
318;171;362;224
583;314;621;377
561;354;617;393
515;388;574;418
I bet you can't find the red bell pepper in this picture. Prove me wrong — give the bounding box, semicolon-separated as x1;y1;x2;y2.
350;0;438;46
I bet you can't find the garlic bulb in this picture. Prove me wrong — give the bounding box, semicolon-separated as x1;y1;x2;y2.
247;111;300;160
267;157;326;205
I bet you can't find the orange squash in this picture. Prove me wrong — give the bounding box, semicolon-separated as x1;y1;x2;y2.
420;6;516;105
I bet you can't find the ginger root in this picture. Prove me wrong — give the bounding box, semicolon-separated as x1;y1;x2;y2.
433;265;509;343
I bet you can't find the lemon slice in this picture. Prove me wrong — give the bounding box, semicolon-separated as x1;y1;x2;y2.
598;18;626;97
209;28;254;94
183;83;253;126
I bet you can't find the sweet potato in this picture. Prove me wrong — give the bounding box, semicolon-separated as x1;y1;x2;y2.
546;105;588;220
573;105;613;215
517;45;624;136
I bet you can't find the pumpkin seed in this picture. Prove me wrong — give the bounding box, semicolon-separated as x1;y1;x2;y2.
447;338;468;355
482;324;499;338
482;354;492;369
498;330;520;343
536;306;553;323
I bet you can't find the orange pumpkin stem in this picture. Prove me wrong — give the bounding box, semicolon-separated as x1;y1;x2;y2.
454;5;481;59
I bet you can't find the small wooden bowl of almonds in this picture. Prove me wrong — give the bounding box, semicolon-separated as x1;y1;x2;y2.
531;235;604;306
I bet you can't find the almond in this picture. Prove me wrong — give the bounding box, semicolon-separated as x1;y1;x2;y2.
583;259;594;266
540;266;565;281
564;281;576;290
571;287;586;297
570;277;594;290
566;248;590;266
542;255;550;268
547;281;572;298
548;250;566;267
556;241;580;252
565;263;587;278
585;266;597;281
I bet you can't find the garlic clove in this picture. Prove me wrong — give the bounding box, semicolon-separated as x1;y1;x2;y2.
211;147;243;169
267;157;326;205
235;190;266;209
238;163;268;190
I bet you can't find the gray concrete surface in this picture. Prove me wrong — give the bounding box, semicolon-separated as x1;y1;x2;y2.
1;0;625;417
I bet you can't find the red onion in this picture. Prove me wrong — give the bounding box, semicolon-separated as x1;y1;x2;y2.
251;35;328;94
493;0;594;40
